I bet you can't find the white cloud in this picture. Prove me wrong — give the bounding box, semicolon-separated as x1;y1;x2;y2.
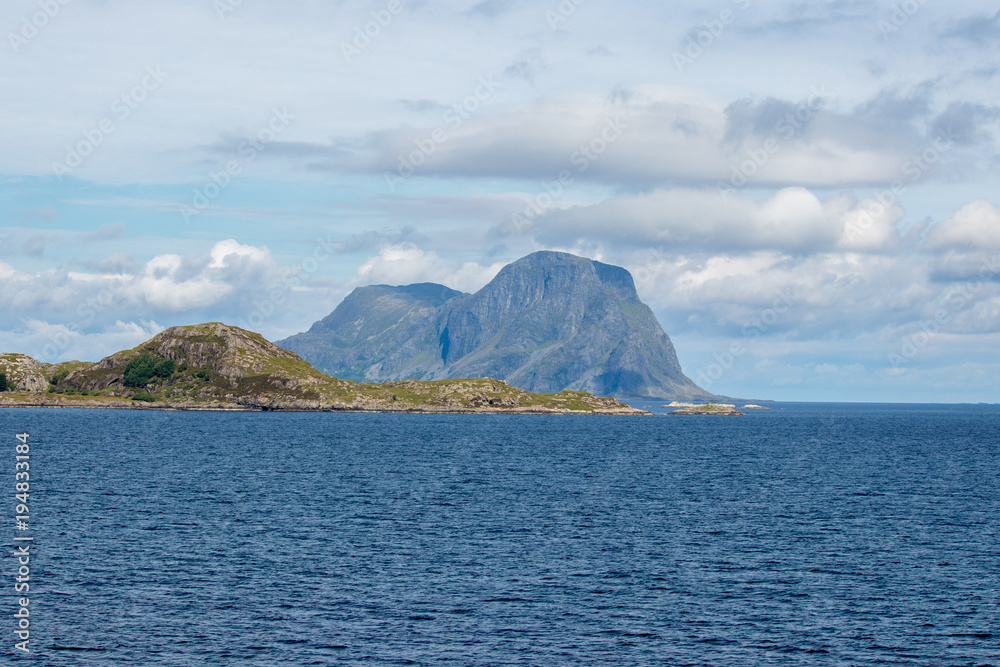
0;260;29;281
532;187;905;253
354;243;505;293
355;244;446;286
837;195;905;252
2;0;999;401
625;240;995;342
0;319;164;364
134;264;232;311
316;85;939;191
0;239;280;339
925;199;1000;250
208;239;272;269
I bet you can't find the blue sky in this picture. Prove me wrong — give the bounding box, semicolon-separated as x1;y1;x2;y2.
1;0;999;402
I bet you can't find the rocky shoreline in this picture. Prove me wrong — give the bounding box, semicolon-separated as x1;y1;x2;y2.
0;392;646;415
0;324;649;416
664;401;771;416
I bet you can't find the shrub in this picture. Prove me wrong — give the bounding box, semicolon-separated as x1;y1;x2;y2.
132;392;157;402
153;359;176;378
0;373;7;392
195;370;210;381
177;362;188;372
49;369;69;386
122;354;158;388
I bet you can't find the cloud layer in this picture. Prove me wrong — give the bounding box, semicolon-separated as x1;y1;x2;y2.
1;0;999;401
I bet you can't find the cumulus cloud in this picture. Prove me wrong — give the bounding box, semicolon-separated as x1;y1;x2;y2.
0;319;165;365
0;260;28;282
525;187;907;254
627;242;1000;345
353;243;505;294
925;200;1000;250
134;254;233;311
0;240;290;356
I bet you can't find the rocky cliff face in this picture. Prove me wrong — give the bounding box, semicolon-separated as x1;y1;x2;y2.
278;251;714;400
280;283;464;382
0;354;48;392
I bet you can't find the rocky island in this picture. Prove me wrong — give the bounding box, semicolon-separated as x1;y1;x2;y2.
0;323;646;415
666;402;746;416
278;251;716;401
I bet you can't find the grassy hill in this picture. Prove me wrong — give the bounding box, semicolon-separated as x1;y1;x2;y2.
1;323;646;415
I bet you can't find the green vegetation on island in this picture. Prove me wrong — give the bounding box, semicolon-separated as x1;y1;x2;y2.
0;323;646;415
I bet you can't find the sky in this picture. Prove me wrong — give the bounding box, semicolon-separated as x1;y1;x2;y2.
1;0;999;403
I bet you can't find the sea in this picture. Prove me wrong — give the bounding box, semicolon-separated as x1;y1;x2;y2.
0;403;998;666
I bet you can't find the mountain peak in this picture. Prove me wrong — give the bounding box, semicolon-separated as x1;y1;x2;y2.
309;283;464;335
477;251;640;314
278;252;714;400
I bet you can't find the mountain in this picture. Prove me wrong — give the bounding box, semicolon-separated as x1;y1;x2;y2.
283;283;464;382
0;322;644;414
278;251;714;400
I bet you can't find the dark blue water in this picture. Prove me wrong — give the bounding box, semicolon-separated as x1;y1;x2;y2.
1;404;998;665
